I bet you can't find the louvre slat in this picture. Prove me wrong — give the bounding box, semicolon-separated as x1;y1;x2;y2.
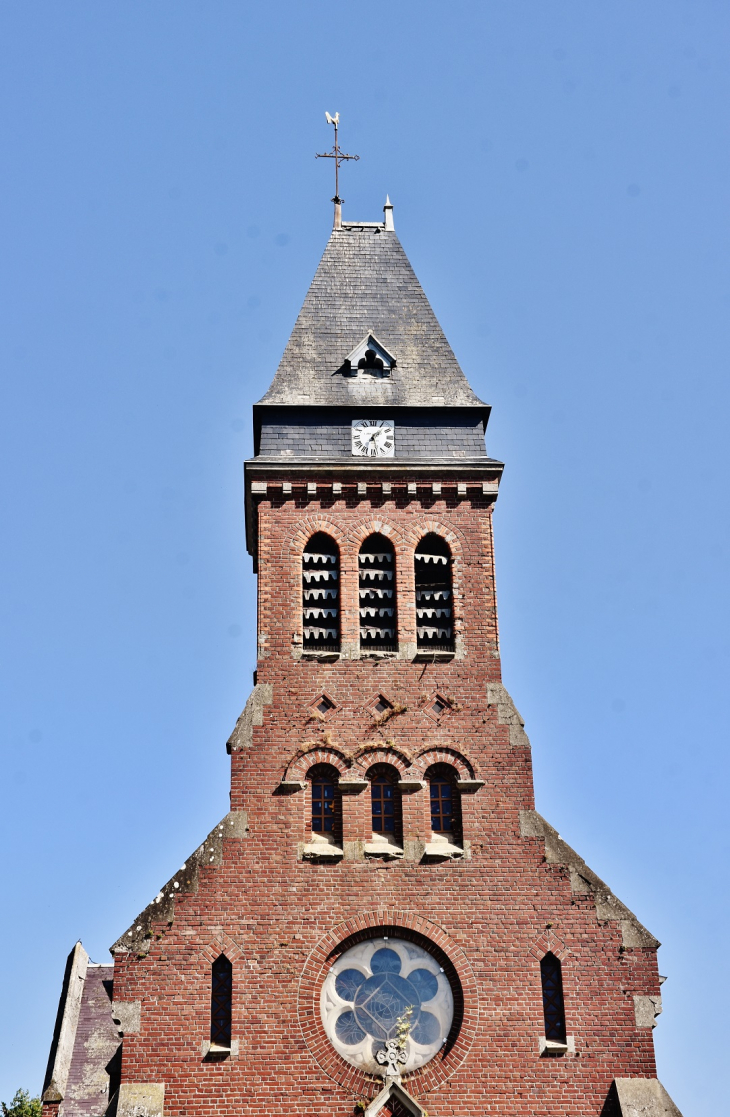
415;535;455;652
303;536;341;652
359;535;397;651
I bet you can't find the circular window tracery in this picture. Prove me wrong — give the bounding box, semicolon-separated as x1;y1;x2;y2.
321;938;454;1076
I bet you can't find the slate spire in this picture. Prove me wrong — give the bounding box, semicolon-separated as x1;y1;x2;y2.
258;204;486;409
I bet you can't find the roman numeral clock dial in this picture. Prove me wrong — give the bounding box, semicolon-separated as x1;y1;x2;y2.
351;419;395;457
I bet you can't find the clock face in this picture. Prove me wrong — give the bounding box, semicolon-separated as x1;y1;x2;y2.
351;419;395;457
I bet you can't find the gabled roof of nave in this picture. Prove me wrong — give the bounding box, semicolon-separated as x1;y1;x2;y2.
258;209;486;409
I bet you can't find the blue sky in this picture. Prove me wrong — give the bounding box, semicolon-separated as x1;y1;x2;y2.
1;2;728;1112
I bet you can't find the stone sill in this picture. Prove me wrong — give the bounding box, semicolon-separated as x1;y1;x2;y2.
538;1035;575;1056
455;779;485;793
413;651;455;662
302;839;344;860
338;779;369;793
423;839;464;860
364;839;404;860
201;1040;239;1058
278;780;306;793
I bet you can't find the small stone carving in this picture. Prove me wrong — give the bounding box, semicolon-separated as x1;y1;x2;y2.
377;1039;408;1077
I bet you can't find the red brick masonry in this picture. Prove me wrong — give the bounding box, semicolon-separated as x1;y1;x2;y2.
108;491;663;1117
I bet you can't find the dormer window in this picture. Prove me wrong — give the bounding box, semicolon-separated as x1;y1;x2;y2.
359;348;384;373
342;333;396;378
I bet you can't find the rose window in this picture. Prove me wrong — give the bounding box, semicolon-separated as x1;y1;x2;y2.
321;938;454;1075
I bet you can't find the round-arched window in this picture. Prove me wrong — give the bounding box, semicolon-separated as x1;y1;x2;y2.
302;533;340;652
415;534;454;652
359;534;397;652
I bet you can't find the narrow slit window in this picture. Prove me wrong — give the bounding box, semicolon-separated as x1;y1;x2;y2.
415;534;454;652
302;533;340;653
359;534;397;652
540;952;567;1043
210;954;232;1048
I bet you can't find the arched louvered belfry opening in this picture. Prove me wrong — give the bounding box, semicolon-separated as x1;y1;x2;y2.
425;762;463;847
307;763;342;845
210;954;232;1049
415;533;454;652
366;763;403;847
359;534;397;652
540;952;567;1043
302;533;340;653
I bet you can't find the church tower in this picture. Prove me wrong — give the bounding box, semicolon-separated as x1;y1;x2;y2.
41;178;683;1117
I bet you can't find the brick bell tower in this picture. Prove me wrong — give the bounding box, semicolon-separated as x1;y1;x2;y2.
41;180;684;1116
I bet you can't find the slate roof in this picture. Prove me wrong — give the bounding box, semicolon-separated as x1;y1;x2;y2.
258;222;486;409
62;965;119;1117
42;943;120;1117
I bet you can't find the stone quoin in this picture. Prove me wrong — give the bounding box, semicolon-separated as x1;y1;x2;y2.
41;185;684;1117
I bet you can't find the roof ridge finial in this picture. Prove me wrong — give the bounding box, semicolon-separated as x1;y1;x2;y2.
383;195;394;232
316;113;360;230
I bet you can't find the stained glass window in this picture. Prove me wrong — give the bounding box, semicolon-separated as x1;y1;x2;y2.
211;954;232;1047
540;952;566;1042
321;938;454;1076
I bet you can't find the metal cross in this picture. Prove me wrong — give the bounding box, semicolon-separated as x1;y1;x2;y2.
316;112;359;204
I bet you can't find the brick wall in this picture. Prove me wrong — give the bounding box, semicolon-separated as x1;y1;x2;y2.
109;492;662;1117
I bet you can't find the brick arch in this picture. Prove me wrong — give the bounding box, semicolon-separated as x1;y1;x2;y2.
399;520;466;651
400;517;467;558
286;519;347;656
287;516;349;557
194;929;247;969
297;911;479;1096
351;745;412;778
286;745;352;782
162;929;249;991
346;519;405;549
412;746;475;781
